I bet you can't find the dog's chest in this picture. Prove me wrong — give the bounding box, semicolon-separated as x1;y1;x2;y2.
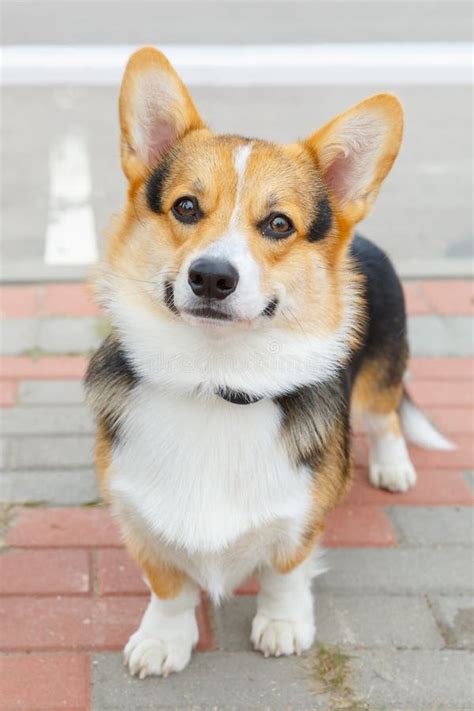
111;383;313;561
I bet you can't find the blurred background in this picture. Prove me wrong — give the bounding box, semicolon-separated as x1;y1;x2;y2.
1;0;473;283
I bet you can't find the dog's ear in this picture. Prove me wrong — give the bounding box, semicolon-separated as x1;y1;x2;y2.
119;47;205;182
305;94;403;223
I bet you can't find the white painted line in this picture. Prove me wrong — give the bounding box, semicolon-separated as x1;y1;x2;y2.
2;43;473;85
44;133;99;265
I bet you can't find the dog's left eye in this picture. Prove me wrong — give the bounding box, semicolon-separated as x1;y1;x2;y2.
260;213;295;240
172;196;202;224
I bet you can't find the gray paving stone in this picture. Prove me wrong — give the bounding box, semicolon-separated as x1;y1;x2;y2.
0;469;98;506
37;317;101;354
408;315;474;357
391;507;474;546
1;435;94;470
319;548;473;594
431;596;474;650
464;470;474;491
0;439;7;469
213;593;444;652
19;379;85;405
316;593;443;650
0;318;38;355
212;596;255;652
92;651;329;710
351;649;473;710
0;406;94;435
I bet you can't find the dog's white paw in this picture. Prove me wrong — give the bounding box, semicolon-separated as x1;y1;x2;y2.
124;629;194;679
251;613;315;657
369;459;416;492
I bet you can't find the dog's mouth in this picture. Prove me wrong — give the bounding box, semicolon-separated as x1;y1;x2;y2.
183;306;233;322
164;281;278;323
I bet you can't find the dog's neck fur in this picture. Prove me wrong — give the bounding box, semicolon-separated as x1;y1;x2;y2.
94;264;360;403
86;330;351;478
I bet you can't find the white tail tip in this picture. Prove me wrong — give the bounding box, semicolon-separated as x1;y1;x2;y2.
400;396;456;451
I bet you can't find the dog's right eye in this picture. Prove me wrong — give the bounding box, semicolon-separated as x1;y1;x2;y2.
172;196;202;225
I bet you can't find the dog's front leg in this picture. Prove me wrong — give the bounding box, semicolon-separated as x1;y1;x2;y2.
124;562;200;679
251;556;315;657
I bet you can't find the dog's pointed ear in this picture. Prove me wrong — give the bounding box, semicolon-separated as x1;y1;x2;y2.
119;47;205;182
305;94;403;223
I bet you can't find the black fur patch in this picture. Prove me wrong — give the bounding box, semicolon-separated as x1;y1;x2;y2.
146;159;172;214
275;373;351;475
308;196;333;242
349;234;408;388
85;335;138;442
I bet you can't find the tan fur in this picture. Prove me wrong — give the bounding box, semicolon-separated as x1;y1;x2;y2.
306;93;404;224
274;421;352;574
94;419;113;501
93;47;405;594
124;533;186;599
352;359;404;418
119;47;204;183
102;134;365;355
274;521;326;574
109;47;403;351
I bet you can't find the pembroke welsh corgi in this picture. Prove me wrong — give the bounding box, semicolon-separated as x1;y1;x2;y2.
86;47;452;679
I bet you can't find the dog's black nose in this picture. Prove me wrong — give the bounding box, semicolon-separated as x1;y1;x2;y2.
188;258;239;300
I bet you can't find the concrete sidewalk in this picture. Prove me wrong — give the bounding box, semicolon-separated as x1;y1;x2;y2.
0;280;473;710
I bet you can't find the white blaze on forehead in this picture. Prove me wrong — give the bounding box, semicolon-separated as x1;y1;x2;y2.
235;142;253;176
229;143;253;228
173;140;266;320
212;142;264;319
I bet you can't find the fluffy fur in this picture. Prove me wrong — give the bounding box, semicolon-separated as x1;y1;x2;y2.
86;47;450;679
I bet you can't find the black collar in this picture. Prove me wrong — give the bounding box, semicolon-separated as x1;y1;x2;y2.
216;387;264;405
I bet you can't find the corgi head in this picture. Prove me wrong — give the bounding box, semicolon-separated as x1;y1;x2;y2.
100;47;403;397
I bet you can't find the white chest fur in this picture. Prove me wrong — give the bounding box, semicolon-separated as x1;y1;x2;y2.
110;382;313;594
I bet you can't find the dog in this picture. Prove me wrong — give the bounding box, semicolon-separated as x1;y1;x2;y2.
85;47;452;679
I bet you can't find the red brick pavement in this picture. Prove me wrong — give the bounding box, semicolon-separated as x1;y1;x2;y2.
0;283;99;318
0;356;89;382
0;654;90;711
1;280;472;319
0;380;17;407
403;280;474;316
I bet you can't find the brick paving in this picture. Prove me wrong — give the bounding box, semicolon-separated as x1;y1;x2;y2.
0;280;473;710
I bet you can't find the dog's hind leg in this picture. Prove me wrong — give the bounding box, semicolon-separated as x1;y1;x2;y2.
352;360;416;492
364;408;416;492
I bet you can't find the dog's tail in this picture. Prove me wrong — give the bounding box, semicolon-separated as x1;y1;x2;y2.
400;389;455;451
